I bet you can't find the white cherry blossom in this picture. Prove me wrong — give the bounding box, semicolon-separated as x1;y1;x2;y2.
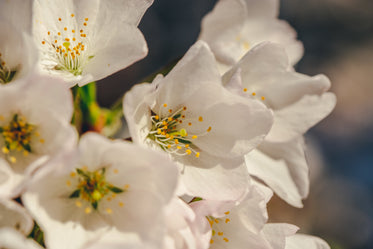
22;132;179;249
222;42;336;207
199;0;303;73
33;0;153;87
123;41;273;201
0;199;33;235
0;74;77;197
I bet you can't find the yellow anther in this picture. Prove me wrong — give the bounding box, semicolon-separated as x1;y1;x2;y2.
71;14;75;17
207;126;212;132
198;116;203;122
210;239;214;244
80;29;83;33
186;149;192;155
119;202;124;207
2;147;9;154
218;232;223;236
42;41;45;45
70;172;76;177
224;211;230;215
183;106;187;110
261;96;265;100
66;180;71;186
58;18;62;21
195;152;200;158
85;18;89;21
106;208;113;214
252;92;256;96
84;207;91;214
214;219;219;223
168;117;173;121
177;146;182;150
0;115;4;121
157;128;161;134
124;184;130;190
154;115;159;120
192;135;197;139
243;88;247;92
113;169;119;174
39;139;45;144
75;201;82;207
225;218;230;223
9;157;16;163
83;22;87;26
223;238;229;242
23;150;29;156
64;27;67;31
163;103;167;107
167;144;171;149
185;144;189;148
188;122;192;126
174;139;179;144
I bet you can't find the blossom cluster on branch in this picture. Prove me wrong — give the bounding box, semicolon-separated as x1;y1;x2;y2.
0;0;336;248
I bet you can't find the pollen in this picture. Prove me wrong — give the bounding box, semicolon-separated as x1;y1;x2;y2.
106;208;113;214
84;207;91;214
119;202;124;207
225;218;230;223
224;211;230;215
218;232;224;236
252;92;256;96
71;14;75;17
210;239;214;244
192;135;197;139
243;88;247;92
207;126;212;132
195;152;200;158
58;18;62;21
198;116;203;122
261;96;265;100
186;149;192;155
163;103;167;107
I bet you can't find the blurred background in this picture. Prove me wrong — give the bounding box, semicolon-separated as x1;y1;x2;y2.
96;1;373;249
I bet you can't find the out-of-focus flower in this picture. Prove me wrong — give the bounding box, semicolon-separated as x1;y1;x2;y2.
22;132;179;249
0;74;77;197
163;197;210;249
199;0;303;73
0;228;43;249
0;0;37;85
0;199;34;235
123;41;273;201
222;42;336;207
190;184;298;249
33;0;153;87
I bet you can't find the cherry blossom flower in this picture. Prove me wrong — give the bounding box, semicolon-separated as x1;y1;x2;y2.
285;234;330;249
190;184;298;249
0;74;77;197
199;0;303;73
222;42;336;207
33;0;153;87
123;41;273;201
22;132;179;249
0;0;37;85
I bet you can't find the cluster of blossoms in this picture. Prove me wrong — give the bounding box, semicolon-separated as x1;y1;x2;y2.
0;0;336;248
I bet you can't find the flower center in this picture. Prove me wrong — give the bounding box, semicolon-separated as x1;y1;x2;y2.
147;104;212;158
68;167;126;213
0;114;42;163
40;14;94;76
207;211;232;245
0;53;17;84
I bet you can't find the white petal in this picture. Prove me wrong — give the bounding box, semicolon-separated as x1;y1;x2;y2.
245;144;306;208
0;199;34;235
262;223;299;249
223;43;330;110
181;162;249;201
0;0;33;33
285;234;330;249
266;92;337;142
0;228;43;249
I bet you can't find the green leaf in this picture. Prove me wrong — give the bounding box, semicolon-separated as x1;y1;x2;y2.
69;189;80;198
